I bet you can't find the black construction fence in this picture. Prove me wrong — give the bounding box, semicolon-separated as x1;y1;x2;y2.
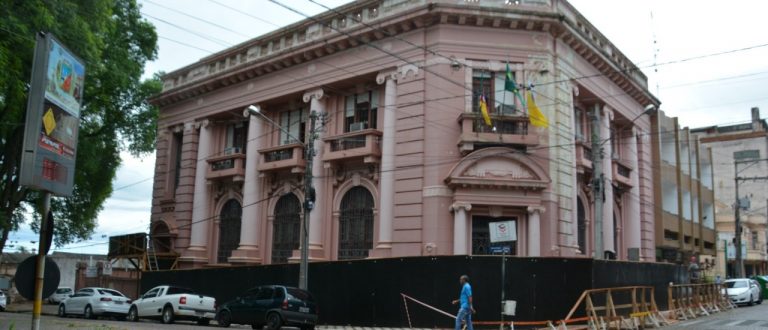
141;256;687;327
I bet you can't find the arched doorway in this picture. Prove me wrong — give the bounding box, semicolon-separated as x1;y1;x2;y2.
151;222;172;253
338;186;374;260
217;199;242;263
272;194;301;264
577;197;587;255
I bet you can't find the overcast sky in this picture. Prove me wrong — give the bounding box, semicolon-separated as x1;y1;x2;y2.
12;0;767;254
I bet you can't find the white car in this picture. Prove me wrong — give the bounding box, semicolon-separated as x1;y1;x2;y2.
127;285;216;325
0;290;7;311
48;287;73;304
724;278;762;306
57;287;132;319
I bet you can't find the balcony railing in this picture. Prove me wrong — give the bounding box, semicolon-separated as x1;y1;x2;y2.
206;153;246;181
457;112;538;153
612;159;633;186
323;129;382;165
257;143;306;173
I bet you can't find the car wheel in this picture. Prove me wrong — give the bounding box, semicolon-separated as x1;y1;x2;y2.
266;312;282;330
218;310;232;327
84;305;94;319
127;306;139;322
58;304;66;317
162;305;175;324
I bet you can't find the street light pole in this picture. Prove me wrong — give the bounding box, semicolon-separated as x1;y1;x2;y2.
247;105;321;290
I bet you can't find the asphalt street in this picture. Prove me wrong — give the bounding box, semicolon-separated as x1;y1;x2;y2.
664;302;768;330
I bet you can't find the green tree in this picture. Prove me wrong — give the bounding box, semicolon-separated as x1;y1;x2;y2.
0;0;159;252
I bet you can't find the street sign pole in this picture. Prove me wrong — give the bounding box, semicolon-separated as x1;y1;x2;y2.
489;220;516;330
31;192;51;330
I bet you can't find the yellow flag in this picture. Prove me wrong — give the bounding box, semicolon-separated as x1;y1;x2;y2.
479;95;492;127
527;91;548;128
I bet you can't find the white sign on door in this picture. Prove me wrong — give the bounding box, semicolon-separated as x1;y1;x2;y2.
489;220;517;243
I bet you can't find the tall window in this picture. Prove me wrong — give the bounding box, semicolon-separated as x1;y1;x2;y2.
279;108;306;145
225;122;247;152
338;186;374;260
217;199;242;263
272;194;301;264
472;69;518;115
172;132;183;192
344;90;378;132
752;231;759;250
577;198;587;254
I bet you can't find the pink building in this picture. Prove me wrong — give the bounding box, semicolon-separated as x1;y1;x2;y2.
148;0;659;268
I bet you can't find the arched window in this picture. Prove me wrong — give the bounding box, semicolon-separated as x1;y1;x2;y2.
272;194;302;264
577;198;587;255
218;199;242;263
338;186;374;260
151;222;172;253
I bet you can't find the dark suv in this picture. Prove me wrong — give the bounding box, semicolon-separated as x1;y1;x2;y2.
216;285;317;330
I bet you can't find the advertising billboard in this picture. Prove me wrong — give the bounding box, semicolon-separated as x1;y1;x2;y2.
20;33;84;196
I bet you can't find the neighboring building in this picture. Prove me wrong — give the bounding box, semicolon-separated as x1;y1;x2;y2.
692;107;768;278
148;0;659;268
650;111;717;265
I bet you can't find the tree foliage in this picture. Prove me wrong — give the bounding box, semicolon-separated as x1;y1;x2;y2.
0;0;159;252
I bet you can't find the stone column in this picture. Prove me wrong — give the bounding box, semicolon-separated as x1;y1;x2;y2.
528;206;544;257
182;120;212;264
375;70;399;256
451;203;472;255
601;107;615;255
230;109;264;264
304;89;326;259
626;127;641;257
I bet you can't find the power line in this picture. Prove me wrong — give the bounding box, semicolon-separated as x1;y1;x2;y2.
143;0;251;38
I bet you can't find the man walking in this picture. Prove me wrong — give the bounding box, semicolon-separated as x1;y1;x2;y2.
452;275;475;330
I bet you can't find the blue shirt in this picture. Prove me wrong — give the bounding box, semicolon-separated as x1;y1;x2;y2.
459;283;472;309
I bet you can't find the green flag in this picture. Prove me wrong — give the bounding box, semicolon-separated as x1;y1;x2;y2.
504;62;527;111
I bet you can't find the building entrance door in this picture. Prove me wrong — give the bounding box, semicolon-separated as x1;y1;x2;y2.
472;216;518;256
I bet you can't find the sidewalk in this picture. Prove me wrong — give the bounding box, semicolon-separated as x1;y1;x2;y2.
4;302;59;315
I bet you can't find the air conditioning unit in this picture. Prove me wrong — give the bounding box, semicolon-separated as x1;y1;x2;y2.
349;122;367;132
223;147;241;155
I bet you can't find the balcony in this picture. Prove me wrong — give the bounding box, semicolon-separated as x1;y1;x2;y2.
457;112;539;153
257;143;305;173
575;140;592;171
323;129;382;166
206;153;246;181
612;159;633;186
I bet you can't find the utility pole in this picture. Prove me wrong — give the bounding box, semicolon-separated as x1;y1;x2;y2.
299;110;321;290
733;158;768;278
590;104;604;260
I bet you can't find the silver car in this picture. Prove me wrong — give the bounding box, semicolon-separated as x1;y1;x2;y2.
58;287;132;319
724;278;762;306
48;287;73;304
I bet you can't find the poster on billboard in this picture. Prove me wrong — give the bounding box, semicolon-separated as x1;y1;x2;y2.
20;33;84;196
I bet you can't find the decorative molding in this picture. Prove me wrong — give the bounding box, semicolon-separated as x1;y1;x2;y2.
302;88;325;103
422;185;453;198
450;202;472;212
196;119;210;130
375;64;420;85
527;206;545;215
488;205;503;218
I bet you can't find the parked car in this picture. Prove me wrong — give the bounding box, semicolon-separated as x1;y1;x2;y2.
48;287;73;304
127;285;216;325
57;287;132;319
0;290;7;311
724;278;763;306
216;285;317;330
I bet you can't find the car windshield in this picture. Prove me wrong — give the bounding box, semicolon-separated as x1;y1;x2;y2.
55;288;72;294
287;288;314;302
726;280;748;288
98;289;125;297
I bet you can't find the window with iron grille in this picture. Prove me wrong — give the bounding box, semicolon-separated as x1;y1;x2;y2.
217;199;242;263
338;186;374;260
272;194;301;264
